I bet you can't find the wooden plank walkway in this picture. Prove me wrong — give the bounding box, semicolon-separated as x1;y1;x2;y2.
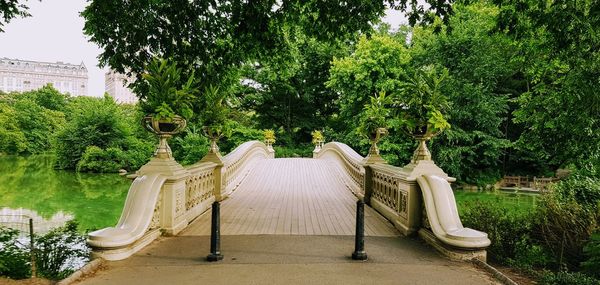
182;158;399;237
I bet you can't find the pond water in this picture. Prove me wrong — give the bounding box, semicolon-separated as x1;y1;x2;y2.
454;189;538;214
0;155;130;232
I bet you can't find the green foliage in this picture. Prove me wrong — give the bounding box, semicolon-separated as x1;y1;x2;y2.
0;221;89;281
391;65;450;135
0;0;34;32
409;2;513;183
0;86;68;155
201;85;230;138
23;84;69;111
263;129;276;144
219;121;264;154
538;271;600;285
0;226;30;279
135;57;196;120
535;175;600;270
311;130;324;144
171;125;210;165
13;98;66;154
34;221;89;280
357;92;391;139
497;0;600;169
275;144;313;158
583;233;600;278
82;0;407;94
460;200;540;265
238;33;347;146
328;34;410;123
0;102;27;153
54;95;152;172
77;146;127;173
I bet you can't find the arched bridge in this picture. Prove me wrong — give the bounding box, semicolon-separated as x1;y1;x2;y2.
87;140;491;262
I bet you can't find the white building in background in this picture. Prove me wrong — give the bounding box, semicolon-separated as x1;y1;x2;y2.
0;57;88;96
105;70;137;104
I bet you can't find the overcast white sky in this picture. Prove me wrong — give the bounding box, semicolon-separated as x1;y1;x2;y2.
0;1;406;97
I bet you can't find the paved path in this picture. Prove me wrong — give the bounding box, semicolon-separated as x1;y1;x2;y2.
183;158;398;236
76;235;499;285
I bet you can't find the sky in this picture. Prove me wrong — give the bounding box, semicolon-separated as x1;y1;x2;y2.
0;1;406;97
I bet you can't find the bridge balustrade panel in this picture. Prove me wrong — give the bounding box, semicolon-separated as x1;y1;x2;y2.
314;142;365;195
184;162;217;221
365;163;419;236
370;164;409;220
222;141;272;195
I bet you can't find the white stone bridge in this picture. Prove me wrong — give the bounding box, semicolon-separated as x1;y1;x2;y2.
87;140;491;264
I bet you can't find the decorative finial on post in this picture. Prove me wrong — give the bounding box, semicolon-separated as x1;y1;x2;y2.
263;129;276;158
362;127;387;165
411;134;433;163
311;130;324;157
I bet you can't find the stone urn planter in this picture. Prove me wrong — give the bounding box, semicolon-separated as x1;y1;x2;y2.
368;127;388;158
142;115;187;159
202;126;224;155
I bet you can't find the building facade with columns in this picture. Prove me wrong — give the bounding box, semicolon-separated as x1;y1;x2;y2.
105;70;137;104
0;57;88;96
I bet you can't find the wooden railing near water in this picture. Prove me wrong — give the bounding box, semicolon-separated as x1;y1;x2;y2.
501;175;558;191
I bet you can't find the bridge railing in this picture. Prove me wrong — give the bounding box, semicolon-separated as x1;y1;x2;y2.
222;141;272;196
88;140;272;261
315;141;490;261
314;142;365;195
364;163;429;239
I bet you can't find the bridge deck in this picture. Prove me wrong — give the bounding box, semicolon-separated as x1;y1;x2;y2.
183;158;398;236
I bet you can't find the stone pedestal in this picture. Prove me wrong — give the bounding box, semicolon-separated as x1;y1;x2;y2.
137;157;188;236
266;144;275;159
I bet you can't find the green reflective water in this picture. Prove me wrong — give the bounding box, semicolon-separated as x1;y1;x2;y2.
0;155;130;232
454;190;538;214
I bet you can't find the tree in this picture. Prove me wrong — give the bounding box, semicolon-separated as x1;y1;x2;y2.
408;2;516;183
54;95;152;171
22;84;69;112
238;31;349;144
495;0;600;169
327;32;413;156
0;0;38;32
81;0;458;105
82;1;387;89
0;102;27;153
13;97;65;154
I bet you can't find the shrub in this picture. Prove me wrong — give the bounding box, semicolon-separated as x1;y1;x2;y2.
34;221;89;280
0;227;30;279
219;122;263;154
0;221;89;280
54;96;131;170
538;271;600;285
459;200;541;265
172;126;210;165
77;146;127;173
582;232;600;278
275;145;313;158
535;175;600;270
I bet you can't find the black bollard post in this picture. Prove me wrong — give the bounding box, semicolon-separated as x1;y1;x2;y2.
352;199;368;260
29;219;36;277
207;201;224;262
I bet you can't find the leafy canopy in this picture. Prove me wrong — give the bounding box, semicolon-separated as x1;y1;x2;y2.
135;57;196;120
